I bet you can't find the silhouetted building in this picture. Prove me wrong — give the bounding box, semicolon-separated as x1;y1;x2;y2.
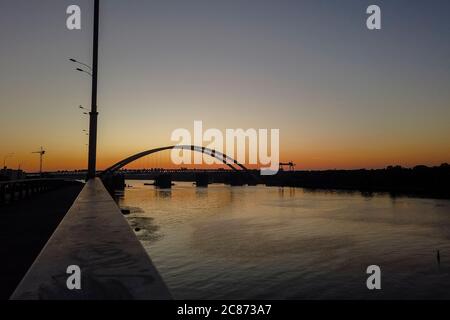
0;167;26;181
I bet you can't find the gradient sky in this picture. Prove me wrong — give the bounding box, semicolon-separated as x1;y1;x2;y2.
1;0;449;172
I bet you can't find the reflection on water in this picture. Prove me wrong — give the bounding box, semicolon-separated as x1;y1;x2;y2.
118;181;450;299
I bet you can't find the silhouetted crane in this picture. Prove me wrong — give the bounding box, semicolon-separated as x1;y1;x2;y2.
32;147;46;176
279;161;296;171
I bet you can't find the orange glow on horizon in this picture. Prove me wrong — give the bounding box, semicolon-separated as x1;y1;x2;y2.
6;147;448;173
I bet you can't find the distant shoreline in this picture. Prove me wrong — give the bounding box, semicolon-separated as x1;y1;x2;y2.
34;163;450;199
263;164;450;199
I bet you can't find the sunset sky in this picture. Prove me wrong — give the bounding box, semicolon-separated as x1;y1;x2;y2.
1;0;449;172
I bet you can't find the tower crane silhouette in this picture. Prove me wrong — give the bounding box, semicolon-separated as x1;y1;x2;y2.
32;147;46;176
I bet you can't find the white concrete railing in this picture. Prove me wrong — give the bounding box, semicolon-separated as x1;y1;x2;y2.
11;178;171;300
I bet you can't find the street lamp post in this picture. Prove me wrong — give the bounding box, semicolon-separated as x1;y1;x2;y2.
76;68;93;76
88;0;100;180
70;58;92;71
69;0;100;179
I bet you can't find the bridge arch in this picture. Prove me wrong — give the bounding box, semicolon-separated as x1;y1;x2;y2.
100;145;249;176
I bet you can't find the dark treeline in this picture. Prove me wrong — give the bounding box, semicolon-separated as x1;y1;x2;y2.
264;163;450;198
37;163;450;198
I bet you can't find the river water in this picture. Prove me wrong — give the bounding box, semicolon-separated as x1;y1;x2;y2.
117;180;450;299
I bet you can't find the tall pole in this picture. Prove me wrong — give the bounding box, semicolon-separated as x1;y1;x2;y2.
35;147;44;177
87;0;99;179
39;147;43;177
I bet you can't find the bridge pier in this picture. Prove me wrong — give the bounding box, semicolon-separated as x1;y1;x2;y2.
227;172;245;186
101;174;126;195
155;174;172;188
195;173;209;187
246;176;258;186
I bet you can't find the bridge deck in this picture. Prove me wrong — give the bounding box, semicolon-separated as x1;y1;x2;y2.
11;178;171;300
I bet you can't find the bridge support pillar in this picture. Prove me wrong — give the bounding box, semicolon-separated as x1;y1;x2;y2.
228;172;245;186
195;173;209;187
155;174;172;189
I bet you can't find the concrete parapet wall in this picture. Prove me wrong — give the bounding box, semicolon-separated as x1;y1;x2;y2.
11;178;171;300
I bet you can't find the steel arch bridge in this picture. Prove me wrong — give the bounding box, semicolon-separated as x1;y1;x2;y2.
100;145;249;176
